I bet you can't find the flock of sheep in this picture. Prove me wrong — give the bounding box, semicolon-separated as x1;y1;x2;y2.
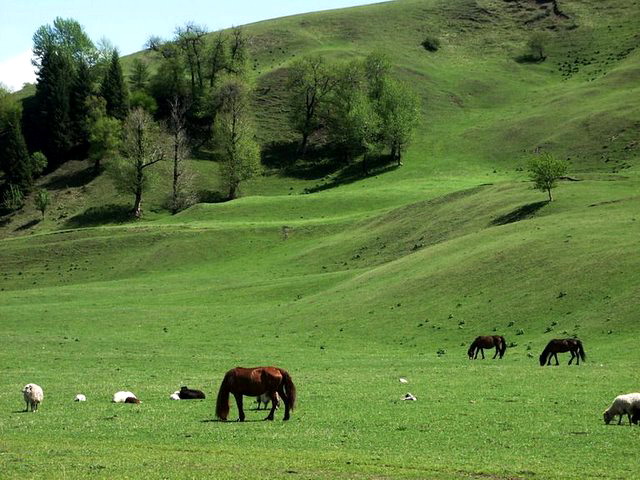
21;384;275;412
21;382;638;425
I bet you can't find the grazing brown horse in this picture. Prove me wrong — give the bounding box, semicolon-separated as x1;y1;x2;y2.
539;338;586;366
467;336;507;359
216;366;296;422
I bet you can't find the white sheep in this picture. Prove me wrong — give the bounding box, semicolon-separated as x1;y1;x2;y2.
74;394;87;402
112;391;139;403
22;383;44;412
256;392;280;410
603;392;640;425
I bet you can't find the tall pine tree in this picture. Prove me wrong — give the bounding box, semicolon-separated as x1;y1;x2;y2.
34;48;74;166
0;98;32;193
101;50;129;120
69;59;94;157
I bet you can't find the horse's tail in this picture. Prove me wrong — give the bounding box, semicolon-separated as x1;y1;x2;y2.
215;371;232;420
539;346;549;366
576;340;586;362
499;336;507;358
280;369;296;411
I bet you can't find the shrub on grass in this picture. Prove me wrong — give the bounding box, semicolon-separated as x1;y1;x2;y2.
421;35;440;52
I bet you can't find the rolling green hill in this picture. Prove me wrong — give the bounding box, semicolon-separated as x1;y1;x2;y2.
1;1;639;478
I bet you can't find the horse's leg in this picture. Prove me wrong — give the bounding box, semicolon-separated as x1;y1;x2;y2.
493;346;498;359
233;393;245;422
568;351;574;365
480;348;485;359
554;353;559;366
278;385;291;421
618;415;623;425
264;391;278;421
575;350;580;365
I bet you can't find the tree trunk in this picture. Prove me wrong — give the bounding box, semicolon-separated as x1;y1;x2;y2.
133;189;143;218
547;188;553;202
299;133;309;158
228;182;238;201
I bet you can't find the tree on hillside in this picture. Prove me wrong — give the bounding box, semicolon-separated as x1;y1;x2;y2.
213;78;261;200
86;96;121;172
364;51;391;101
377;78;420;166
525;32;548;62
206;32;229;87
528;153;568;201
168;97;194;214
175;22;208;96
34;48;74;164
34;189;50;220
228;27;248;76
100;50;129;121
0;93;32;194
110;108;166;217
129;58;150;92
287;55;337;156
32;17;96;69
326;61;381;165
69;59;94;156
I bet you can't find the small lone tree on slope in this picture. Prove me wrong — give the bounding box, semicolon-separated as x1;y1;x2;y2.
528;153;568;201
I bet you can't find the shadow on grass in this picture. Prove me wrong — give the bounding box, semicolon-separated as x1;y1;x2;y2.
491;201;548;226
262;141;347;181
201;418;265;423
14;219;41;231
42;164;98;190
197;190;229;204
514;54;546;64
64;204;132;228
305;155;400;194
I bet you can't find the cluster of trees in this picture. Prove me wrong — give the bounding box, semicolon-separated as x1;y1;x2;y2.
1;18;421;218
287;52;420;172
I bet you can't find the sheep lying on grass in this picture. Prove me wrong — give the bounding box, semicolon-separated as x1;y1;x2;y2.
22;384;44;412
603;393;640;425
74;394;86;402
178;386;206;399
112;391;140;404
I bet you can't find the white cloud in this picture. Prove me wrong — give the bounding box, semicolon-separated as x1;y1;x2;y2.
0;50;37;92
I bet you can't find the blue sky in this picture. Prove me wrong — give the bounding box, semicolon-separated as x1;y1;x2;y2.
0;0;378;91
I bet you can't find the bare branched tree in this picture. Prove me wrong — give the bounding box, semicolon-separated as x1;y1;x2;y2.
168;96;194;213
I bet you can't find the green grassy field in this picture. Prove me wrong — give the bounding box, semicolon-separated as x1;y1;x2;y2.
1;0;640;478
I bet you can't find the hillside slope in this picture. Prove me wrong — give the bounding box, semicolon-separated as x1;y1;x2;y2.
1;1;640;478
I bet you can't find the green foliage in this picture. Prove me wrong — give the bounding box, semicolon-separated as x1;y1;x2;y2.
69;59;94;155
421;35;441;52
377;78;420;165
0;95;31;191
287;55;336;156
129;90;158;115
129;58;150;92
214;78;261;199
525;32;548;62
528;153;568;201
34;48;74;164
30;151;48;177
34;189;50;219
109;108;166;217
364;51;391;100
100;50;129;121
87;98;122;172
32;17;96;69
1;184;24;210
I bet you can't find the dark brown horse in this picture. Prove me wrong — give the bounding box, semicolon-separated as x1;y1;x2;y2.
467;336;507;359
215;366;296;422
539;338;586;366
